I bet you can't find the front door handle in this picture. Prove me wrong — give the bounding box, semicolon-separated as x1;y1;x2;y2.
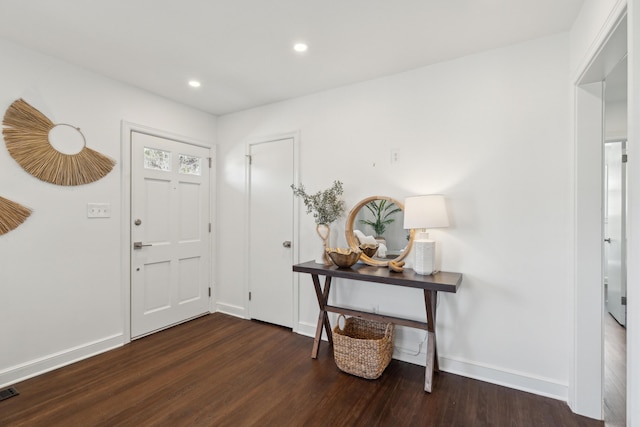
133;241;152;250
604;238;612;243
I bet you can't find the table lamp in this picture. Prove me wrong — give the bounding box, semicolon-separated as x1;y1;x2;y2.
403;195;449;275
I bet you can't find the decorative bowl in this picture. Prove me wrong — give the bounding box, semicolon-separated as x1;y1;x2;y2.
359;243;379;258
326;247;362;268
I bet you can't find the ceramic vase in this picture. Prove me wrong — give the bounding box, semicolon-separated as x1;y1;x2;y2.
315;223;332;265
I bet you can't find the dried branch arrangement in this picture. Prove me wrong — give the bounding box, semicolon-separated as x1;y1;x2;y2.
2;98;115;186
291;180;345;225
0;196;31;235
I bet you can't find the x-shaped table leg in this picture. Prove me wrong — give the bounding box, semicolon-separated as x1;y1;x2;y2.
424;289;439;392
311;274;332;358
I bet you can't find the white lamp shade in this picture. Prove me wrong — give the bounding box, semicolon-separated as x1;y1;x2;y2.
403;195;449;230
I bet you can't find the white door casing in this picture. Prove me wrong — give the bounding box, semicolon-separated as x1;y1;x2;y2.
130;131;211;338
247;135;298;328
572;7;628;419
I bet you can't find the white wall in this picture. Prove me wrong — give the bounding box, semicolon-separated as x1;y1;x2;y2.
605;100;628;139
217;34;573;399
0;38;216;387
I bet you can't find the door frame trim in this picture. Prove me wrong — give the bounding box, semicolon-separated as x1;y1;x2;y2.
244;131;300;330
121;121;216;342
571;5;627;419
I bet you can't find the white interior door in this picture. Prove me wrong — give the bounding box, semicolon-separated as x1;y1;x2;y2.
131;131;211;338
604;141;626;326
248;138;294;328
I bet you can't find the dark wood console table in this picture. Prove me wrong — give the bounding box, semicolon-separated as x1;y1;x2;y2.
293;260;462;392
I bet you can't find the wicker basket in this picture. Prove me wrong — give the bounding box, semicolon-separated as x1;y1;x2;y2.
332;315;394;379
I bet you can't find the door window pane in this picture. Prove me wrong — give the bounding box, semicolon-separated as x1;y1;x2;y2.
144;147;171;171
179;154;202;175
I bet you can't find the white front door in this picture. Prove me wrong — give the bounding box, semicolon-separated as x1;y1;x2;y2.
604;141;626;326
248;138;294;328
131;131;211;338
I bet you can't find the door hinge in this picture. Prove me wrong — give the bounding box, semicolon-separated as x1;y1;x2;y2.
622;296;627;306
246;154;252;165
208;157;212;168
622;154;628;163
209;223;212;233
208;287;211;297
249;291;252;301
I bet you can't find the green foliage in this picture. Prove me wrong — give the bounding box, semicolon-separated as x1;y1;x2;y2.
359;199;401;236
291;180;345;225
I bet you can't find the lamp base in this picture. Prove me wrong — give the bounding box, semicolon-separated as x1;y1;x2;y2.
413;238;435;275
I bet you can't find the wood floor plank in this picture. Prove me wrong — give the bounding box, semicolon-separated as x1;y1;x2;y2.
604;313;626;427
0;313;603;427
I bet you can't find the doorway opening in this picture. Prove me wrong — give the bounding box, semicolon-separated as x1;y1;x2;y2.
573;12;627;422
602;53;627;426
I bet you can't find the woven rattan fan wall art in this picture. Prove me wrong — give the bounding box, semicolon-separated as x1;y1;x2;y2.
0;196;31;235
2;99;115;186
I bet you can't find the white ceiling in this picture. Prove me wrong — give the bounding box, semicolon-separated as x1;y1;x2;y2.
0;0;584;116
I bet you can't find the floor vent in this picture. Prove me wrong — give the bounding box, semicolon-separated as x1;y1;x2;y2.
0;387;19;401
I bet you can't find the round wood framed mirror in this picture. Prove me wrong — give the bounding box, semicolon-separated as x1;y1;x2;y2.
345;196;415;267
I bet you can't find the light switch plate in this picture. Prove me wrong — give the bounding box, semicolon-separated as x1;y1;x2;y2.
87;203;111;218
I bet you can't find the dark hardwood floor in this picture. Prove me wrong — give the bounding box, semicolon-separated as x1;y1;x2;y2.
1;313;602;427
604;312;626;427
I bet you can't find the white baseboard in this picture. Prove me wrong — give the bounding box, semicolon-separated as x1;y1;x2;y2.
438;355;568;401
294;324;568;401
392;343;428;366
215;302;247;319
296;321;318;338
0;333;124;389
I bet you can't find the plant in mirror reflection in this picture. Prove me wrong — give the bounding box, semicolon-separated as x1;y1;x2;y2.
359;199;401;237
291;180;345;225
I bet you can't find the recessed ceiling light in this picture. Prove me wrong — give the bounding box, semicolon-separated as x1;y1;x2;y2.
293;43;308;53
188;80;201;88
